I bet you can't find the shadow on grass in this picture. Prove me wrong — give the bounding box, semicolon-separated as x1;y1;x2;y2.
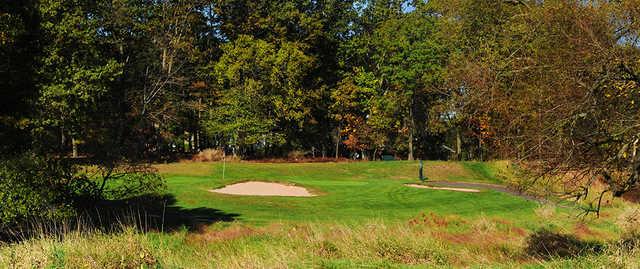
526;229;605;259
1;194;239;242
85;193;239;233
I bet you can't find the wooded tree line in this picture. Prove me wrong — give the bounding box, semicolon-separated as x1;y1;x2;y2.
1;0;639;166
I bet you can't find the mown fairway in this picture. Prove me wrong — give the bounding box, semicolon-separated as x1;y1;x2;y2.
156;161;537;225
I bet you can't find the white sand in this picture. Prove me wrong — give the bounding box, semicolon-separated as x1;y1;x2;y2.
405;184;480;193
211;181;315;197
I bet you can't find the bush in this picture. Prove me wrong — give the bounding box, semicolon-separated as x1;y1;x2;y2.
101;171;166;200
0;155;167;230
0;155;94;229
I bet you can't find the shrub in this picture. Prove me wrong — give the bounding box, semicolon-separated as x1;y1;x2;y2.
0;155;166;238
0;155;94;230
101;171;166;200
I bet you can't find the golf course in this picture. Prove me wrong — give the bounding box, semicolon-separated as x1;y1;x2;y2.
3;160;638;268
3;0;640;268
159;161;538;224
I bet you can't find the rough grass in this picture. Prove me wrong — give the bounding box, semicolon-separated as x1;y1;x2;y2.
1;215;638;268
2;161;638;268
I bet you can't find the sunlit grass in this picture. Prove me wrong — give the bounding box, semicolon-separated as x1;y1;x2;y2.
2;161;638;268
158;161;538;225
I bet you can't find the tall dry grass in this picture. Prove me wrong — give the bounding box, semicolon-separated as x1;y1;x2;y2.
2;211;640;268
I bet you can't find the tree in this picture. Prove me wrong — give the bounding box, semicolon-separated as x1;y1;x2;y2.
331;68;389;159
37;0;123;157
203;35;316;156
102;0;216;156
434;0;640;213
336;1;447;159
212;0;356;157
428;0;527;160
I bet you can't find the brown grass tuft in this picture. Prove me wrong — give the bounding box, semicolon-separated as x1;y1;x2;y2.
192;148;226;162
573;223;602;239
408;212;466;228
186;224;281;245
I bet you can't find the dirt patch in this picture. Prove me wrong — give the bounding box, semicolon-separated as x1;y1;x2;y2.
189;225;259;243
210;181;316;197
622;188;640;203
406;183;480;193
573;223;603;239
408;212;467;228
187;224;282;244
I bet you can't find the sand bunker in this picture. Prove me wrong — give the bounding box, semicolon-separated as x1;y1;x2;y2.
211;181;315;197
406;184;480;193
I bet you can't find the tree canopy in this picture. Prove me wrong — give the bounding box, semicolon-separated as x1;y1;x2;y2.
2;0;640;209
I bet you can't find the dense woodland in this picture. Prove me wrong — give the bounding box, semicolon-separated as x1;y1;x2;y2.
1;0;640;229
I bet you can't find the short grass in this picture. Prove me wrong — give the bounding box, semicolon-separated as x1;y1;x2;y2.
2;160;638;268
158;161;536;225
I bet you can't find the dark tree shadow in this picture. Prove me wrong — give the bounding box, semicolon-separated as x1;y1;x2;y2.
84;194;239;233
1;194;239;242
525;229;605;259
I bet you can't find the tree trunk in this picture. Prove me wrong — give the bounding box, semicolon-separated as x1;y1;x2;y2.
190;133;195;152
408;131;414;161
408;101;415;161
197;97;202;151
478;139;483;161
184;131;190;153
456;128;462;161
71;137;78;158
60;127;66;153
162;48;167;71
335;125;341;160
195;129;200;152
